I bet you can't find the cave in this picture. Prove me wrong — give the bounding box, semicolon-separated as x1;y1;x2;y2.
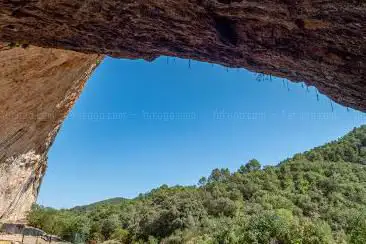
0;0;365;222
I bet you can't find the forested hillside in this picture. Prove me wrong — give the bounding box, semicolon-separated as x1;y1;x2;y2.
71;198;129;212
27;126;366;243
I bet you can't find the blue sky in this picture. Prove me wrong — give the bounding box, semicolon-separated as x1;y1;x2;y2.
37;57;366;208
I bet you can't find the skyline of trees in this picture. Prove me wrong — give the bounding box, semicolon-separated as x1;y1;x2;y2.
28;125;366;243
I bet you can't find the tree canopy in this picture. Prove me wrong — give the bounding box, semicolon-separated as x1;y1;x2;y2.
27;125;366;243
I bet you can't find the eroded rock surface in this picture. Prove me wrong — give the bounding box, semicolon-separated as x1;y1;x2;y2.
0;44;103;222
0;0;365;111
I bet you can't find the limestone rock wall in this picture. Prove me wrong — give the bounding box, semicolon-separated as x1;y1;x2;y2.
0;151;46;222
0;44;103;222
0;0;365;111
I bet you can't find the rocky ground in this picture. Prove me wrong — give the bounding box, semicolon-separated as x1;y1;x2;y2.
0;234;67;244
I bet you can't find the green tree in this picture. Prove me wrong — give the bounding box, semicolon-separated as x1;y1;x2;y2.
239;159;261;174
26;125;366;244
101;214;120;240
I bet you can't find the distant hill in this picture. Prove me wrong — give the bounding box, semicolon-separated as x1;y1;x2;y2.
71;198;130;212
285;124;366;165
28;125;366;244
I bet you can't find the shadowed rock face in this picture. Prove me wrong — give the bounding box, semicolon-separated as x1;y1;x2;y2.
0;44;103;222
0;0;365;111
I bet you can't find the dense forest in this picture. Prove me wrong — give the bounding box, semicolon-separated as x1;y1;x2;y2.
28;126;366;243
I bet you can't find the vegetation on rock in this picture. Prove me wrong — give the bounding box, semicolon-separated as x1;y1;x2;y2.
28;126;366;243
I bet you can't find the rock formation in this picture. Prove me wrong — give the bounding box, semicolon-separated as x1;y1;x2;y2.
0;43;103;222
0;0;365;223
0;0;365;111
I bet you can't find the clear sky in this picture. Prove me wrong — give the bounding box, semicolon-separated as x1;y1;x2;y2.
37;57;366;208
